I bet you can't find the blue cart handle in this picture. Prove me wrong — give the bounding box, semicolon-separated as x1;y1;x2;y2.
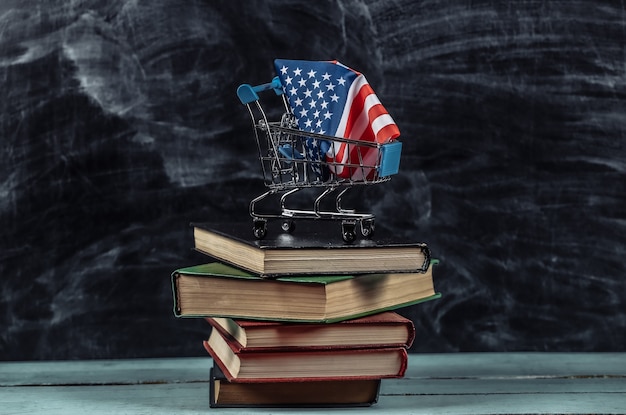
237;76;283;105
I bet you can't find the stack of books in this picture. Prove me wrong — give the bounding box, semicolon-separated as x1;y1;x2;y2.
171;221;441;408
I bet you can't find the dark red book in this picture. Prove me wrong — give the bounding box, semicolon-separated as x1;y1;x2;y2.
203;328;408;383
205;311;415;352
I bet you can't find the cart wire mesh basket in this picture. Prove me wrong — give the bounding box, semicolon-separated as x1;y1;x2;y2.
237;60;403;242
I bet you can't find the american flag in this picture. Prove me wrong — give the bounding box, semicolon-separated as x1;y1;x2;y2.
274;59;400;181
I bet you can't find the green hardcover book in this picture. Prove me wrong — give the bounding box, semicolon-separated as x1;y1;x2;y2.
172;260;441;323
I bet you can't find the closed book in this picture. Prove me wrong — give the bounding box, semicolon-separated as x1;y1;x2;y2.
209;365;380;408
172;260;441;323
205;311;415;351
203;328;408;383
192;221;431;277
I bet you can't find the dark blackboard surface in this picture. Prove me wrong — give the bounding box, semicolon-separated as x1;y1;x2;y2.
1;0;624;360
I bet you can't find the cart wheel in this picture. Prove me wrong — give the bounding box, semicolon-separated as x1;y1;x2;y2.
253;220;267;239
361;220;375;238
281;220;295;233
341;222;357;243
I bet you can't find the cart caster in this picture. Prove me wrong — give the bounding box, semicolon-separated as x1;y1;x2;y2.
281;220;295;233
360;219;375;238
253;220;267;239
341;222;357;243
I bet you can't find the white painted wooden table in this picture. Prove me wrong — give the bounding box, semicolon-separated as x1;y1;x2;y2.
1;353;625;414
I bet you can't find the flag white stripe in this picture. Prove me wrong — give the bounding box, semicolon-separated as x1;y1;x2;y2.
371;113;396;139
334;74;368;138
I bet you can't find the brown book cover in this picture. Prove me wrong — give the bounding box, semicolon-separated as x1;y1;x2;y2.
192;221;431;277
209;365;380;408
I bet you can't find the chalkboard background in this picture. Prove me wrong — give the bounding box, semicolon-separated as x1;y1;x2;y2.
1;1;625;360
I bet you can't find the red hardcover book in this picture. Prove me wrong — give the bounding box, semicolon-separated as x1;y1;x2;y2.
205;311;415;352
203;328;408;383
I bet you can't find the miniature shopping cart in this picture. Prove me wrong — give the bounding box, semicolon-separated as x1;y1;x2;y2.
237;76;402;242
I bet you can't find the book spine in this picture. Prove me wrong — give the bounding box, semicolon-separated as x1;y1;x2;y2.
171;272;182;317
205;318;245;353
419;244;432;273
397;347;408;377
204;340;238;382
405;319;416;349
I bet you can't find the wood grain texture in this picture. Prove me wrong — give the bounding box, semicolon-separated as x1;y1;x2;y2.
1;355;625;414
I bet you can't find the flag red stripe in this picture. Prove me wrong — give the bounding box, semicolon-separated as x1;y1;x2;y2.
376;123;400;142
368;104;389;129
343;83;375;139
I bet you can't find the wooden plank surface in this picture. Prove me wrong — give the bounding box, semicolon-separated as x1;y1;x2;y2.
1;353;625;414
0;357;208;386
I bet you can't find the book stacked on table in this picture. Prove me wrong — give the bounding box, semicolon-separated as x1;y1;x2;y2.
171;221;441;408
